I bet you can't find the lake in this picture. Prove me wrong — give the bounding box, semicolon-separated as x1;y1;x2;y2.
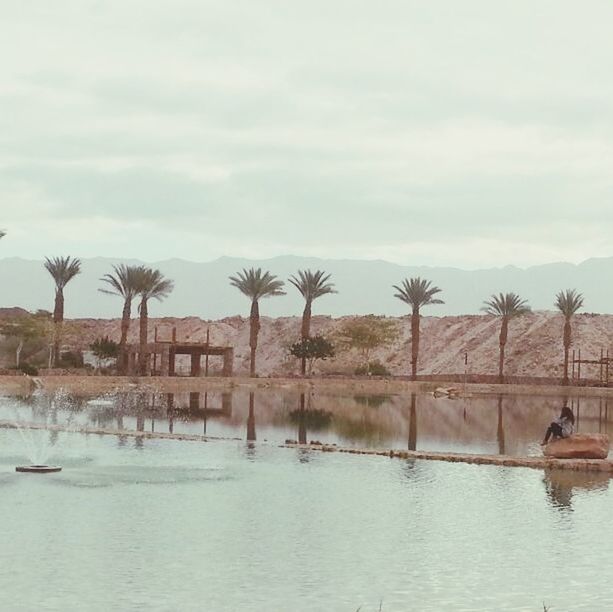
1;388;612;611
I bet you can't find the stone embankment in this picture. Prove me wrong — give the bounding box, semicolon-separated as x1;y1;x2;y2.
6;373;613;399
281;442;613;473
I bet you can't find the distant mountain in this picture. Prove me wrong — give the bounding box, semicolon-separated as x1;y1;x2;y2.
1;255;612;319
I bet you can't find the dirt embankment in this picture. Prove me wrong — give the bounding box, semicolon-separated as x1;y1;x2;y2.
56;311;612;379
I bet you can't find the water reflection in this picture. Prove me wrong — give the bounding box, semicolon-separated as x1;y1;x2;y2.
497;396;505;456
247;392;256;442
1;388;611;458
408;393;417;451
543;469;611;512
288;393;333;445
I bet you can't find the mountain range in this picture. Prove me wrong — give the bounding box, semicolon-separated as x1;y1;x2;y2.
1;255;612;319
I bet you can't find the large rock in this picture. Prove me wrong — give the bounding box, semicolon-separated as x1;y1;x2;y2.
544;434;610;460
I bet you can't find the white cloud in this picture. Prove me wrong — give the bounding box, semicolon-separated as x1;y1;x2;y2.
2;0;613;268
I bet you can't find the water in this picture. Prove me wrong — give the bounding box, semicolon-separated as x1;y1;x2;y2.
1;390;612;611
2;389;611;457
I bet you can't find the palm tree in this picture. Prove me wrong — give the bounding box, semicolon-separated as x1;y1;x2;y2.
229;268;285;377
99;264;145;373
555;289;584;385
288;269;336;375
135;267;174;375
44;256;82;366
393;277;444;379
482;292;531;383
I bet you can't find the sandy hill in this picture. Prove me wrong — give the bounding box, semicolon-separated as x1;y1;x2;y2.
60;311;612;379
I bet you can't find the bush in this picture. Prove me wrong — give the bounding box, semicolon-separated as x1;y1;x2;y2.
90;336;119;361
58;350;84;368
354;360;391;377
10;363;39;376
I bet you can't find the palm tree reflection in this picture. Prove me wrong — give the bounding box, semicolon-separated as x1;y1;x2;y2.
408;393;417;451
496;396;505;455
247;392;256;442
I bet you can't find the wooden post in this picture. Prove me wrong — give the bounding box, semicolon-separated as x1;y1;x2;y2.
205;327;210;377
172;327;177;343
571;350;576;382
577;349;581;382
600;348;604;385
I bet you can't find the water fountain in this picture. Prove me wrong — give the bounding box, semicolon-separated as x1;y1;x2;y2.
15;465;62;473
8;387;80;475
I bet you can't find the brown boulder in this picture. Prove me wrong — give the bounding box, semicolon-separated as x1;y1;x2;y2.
544;434;610;460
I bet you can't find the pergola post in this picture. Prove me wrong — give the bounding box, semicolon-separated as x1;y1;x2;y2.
222;348;234;377
190;351;202;377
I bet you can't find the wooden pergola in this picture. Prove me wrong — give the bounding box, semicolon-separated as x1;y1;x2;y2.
125;327;234;377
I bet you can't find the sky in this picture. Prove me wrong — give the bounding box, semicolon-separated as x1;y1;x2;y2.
2;0;613;269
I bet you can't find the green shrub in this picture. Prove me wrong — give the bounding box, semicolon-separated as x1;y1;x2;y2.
10;363;39;376
58;351;84;368
354;360;391;377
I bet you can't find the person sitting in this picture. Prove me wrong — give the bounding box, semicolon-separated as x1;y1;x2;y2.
541;406;575;445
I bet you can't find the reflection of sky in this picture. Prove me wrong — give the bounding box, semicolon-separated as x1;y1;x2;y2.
0;430;612;611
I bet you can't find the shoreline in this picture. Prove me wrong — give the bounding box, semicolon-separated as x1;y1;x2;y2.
2;373;613;399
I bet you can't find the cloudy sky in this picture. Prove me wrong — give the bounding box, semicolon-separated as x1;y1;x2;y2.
2;0;613;269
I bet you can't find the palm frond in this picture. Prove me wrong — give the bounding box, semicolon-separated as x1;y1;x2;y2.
482;292;531;317
135;267;174;301
393;277;444;309
555;289;584;317
99;264;145;299
288;269;336;301
229;267;286;300
44;256;82;289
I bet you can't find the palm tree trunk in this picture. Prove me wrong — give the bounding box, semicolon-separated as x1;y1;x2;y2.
138;298;148;376
249;300;260;377
411;308;420;380
300;300;312;375
52;288;64;367
498;317;508;383
119;297;131;374
563;317;572;385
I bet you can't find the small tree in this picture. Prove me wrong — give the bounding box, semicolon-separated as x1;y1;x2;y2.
0;310;53;367
335;315;399;373
289;335;335;375
90;336;119;369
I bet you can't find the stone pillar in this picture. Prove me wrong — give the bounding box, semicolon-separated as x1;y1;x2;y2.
222;392;233;416
222;348;234;377
189;392;200;411
168;350;176;377
127;352;137;376
191;351;202;377
161;348;170;376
